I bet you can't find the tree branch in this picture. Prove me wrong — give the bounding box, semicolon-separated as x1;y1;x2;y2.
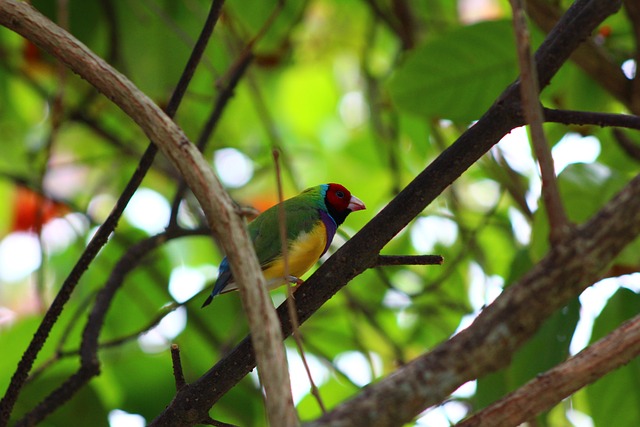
511;0;569;243
525;0;632;112
0;0;224;421
457;313;640;427
0;1;296;426
373;255;443;266
306;170;640;426
150;0;624;425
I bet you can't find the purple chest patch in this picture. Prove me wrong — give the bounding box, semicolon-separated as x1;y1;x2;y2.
319;209;337;255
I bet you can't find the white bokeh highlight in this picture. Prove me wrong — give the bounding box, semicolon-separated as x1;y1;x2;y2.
168;265;211;303
286;348;330;405
108;409;145;427
552;133;601;174
333;351;382;387
339;91;369;129
0;233;42;282
410;216;458;252
124;188;171;234
138;307;187;354
214;148;254;188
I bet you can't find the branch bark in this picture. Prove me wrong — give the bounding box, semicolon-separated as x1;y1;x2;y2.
306;172;640;426
525;0;632;111
0;1;297;426
511;0;569;243
457;314;640;427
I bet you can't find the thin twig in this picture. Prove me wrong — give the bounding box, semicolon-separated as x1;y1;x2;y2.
171;344;187;391
542;107;640;129
168;46;254;227
373;255;443;267
168;0;284;227
511;0;569;244
274;150;327;414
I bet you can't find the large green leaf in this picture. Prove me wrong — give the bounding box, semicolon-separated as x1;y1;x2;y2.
387;20;517;122
585;288;640;427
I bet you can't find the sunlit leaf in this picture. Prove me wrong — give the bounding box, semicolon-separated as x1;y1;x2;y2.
387;20;517;122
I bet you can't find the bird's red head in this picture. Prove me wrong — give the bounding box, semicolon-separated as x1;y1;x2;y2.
325;183;366;213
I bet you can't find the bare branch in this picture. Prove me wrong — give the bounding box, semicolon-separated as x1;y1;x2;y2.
373;255;443;267
543;108;640;130
510;0;569;244
457;314;640;427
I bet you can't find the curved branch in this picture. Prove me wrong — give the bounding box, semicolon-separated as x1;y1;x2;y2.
0;1;296;426
0;0;223;421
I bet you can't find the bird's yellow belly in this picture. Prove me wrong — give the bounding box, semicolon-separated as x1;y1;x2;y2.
262;225;327;289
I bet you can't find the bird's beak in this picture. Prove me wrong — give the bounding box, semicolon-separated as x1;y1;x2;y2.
348;195;366;212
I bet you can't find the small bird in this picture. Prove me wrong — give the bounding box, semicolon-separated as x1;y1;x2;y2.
201;183;365;307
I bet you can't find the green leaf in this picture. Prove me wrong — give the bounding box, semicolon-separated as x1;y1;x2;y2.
558;163;627;223
475;298;579;425
586;288;640;427
530;162;630;260
387;20;517;122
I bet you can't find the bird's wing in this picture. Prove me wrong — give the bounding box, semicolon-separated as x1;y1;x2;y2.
251;200;320;269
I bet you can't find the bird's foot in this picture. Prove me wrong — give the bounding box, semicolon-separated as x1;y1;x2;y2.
285;275;304;286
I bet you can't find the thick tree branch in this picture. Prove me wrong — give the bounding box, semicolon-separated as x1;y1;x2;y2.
0;1;297;426
0;0;224;422
457;313;640;427
306;171;640;426
149;0;624;425
525;0;633;112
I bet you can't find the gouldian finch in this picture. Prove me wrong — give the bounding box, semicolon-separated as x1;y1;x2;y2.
201;183;365;307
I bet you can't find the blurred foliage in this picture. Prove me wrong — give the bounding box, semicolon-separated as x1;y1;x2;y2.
0;0;639;426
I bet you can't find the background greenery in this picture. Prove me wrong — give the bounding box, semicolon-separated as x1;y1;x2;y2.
0;0;638;426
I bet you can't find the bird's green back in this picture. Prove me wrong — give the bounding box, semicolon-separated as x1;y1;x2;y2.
248;185;327;268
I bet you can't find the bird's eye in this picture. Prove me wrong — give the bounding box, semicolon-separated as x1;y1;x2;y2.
336;191;345;198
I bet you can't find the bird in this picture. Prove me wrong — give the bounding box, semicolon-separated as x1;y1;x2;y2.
201;183;365;307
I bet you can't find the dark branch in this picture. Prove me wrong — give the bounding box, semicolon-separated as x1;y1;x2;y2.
373;255;444;266
308;164;640;426
171;345;187;391
543;108;640;129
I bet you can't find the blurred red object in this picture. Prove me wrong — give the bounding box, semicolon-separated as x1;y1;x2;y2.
12;186;69;233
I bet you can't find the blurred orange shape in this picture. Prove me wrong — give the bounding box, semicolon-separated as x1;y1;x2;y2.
12;186;70;233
